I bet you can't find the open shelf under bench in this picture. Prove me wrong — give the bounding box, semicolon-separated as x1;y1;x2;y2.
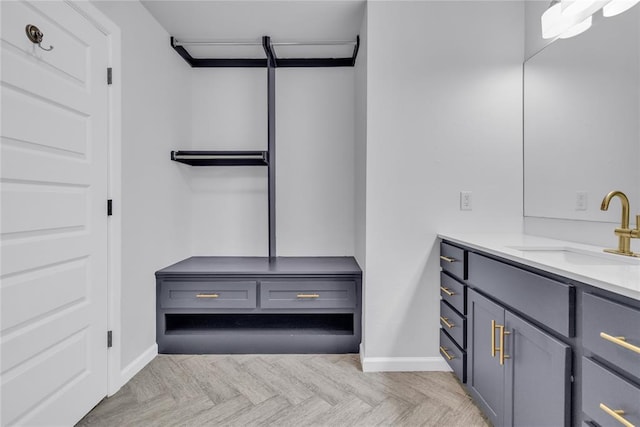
155;256;362;354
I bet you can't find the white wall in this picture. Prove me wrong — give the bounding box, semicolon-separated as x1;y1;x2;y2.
362;1;524;364
92;1;192;371
355;4;367;270
525;0;553;59
188;68;269;256
188;68;355;256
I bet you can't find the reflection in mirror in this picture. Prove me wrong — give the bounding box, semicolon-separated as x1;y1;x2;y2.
524;7;640;224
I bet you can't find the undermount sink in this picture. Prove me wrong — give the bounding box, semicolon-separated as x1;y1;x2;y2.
506;245;640;266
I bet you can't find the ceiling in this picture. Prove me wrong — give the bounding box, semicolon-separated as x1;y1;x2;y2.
142;0;365;59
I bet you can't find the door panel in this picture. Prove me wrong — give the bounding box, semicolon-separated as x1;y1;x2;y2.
468;289;505;427
1;1;109;425
504;311;572;427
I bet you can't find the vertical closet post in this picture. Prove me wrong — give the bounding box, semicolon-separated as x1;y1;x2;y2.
263;36;277;258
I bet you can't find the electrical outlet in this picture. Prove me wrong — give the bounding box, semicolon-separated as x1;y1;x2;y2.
460;191;472;211
576;191;588;211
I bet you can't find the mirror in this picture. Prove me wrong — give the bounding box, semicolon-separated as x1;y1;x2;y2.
524;7;640;223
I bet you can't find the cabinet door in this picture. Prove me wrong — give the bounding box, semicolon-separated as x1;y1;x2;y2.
468;289;505;427
504;311;571;427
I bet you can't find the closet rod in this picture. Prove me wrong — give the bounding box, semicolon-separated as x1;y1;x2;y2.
272;40;357;46
172;40;262;46
173;154;266;160
172;39;357;47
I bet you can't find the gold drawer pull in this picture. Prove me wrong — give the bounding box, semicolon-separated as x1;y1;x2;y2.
439;346;455;360
600;332;640;354
196;293;219;298
440;316;455;328
491;320;511;365
297;293;320;299
440;286;456;296
491;320;497;358
499;324;511;366
600;403;635;427
440;255;457;263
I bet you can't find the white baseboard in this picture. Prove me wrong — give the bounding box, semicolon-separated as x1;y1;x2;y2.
114;343;157;393
359;343;452;373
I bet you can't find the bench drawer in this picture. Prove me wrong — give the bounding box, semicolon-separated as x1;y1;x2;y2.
160;281;257;309
583;293;640;379
440;272;466;315
440;299;466;349
260;281;356;309
440;328;466;383
440;241;467;280
582;357;640;427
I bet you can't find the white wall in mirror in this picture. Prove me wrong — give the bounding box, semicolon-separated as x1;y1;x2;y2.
524;6;640;224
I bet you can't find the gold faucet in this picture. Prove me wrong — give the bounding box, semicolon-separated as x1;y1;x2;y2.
600;190;640;257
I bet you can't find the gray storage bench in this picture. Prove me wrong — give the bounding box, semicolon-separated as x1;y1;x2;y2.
155;256;362;354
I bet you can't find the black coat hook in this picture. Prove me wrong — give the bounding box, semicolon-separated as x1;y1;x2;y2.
25;24;53;51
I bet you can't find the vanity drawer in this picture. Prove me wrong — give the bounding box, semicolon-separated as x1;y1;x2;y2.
440;242;467;280
582;357;640;427
440;300;466;349
583;293;640;379
260;281;356;309
160;281;257;309
440;328;466;383
468;253;575;337
440;272;466;315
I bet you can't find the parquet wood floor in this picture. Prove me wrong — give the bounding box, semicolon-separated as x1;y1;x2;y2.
77;354;488;427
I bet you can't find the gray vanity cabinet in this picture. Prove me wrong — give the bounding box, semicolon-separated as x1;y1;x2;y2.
468;289;571;427
439;242;468;382
581;292;640;427
468;289;505;426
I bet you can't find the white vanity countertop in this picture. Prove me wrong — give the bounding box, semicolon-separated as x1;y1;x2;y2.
438;233;640;301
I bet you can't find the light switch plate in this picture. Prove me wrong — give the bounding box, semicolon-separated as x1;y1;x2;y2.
460;191;472;211
576;191;587;211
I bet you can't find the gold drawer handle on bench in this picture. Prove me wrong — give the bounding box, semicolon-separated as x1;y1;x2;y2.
196;293;219;298
600;403;635;427
297;293;320;299
439;346;455;360
440;256;457;263
600;332;640;354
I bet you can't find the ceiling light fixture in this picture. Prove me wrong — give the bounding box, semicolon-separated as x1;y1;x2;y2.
561;0;608;21
559;15;593;38
602;0;640;16
542;0;570;39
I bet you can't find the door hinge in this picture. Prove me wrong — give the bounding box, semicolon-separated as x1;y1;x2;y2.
107;67;113;85
107;199;113;216
107;330;113;348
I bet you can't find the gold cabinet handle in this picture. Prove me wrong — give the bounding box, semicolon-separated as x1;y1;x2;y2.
297;293;320;299
491;320;511;364
499;324;511;366
196;293;219;298
599;403;635;427
491;320;497;358
440;316;455;328
440;255;457;263
440;346;455;360
440;286;455;296
600;332;640;354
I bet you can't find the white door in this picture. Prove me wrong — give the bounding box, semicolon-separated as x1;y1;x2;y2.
1;1;109;425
